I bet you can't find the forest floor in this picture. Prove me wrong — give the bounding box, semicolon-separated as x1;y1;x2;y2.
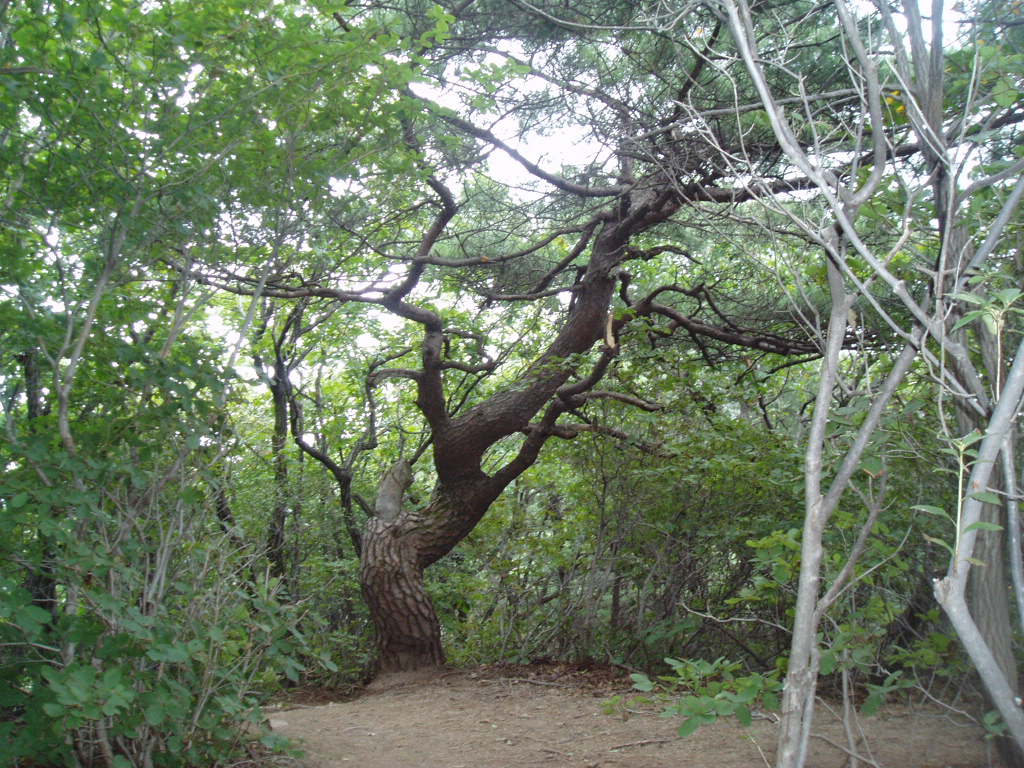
268;662;997;768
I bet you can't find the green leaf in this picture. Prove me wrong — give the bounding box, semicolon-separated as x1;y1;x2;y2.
950;291;986;305
14;604;51;638
860;456;884;477
678;715;707;738
819;649;837;675
982;709;1008;736
911;504;949;519
992;75;1020;108
734;703;752;727
144;703;166;726
733;683;760;704
146;643;191;663
968;491;1002;505
951;309;987;332
861;692;884;716
953;430;985;450
994;288;1023;307
962;521;1003;534
631;673;654;692
713;697;735;716
921;533;954;556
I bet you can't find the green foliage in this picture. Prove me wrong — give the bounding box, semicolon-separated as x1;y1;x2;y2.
1;0;442;744
2;0;1018;758
0;561;312;766
442;383;811;669
0;430;320;766
0;259;336;763
982;708;1011;740
858;671;915;717
627;657;782;737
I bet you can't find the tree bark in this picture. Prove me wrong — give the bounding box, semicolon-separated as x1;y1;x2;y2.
360;469;504;672
935;336;1024;758
361;515;446;672
18;348;56;611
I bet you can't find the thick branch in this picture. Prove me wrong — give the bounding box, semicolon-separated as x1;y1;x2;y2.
646;299;820;356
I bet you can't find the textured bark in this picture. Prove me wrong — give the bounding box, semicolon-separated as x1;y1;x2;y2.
958;332;1024;767
18;349;45;423
969;503;1017;685
361;516;445;672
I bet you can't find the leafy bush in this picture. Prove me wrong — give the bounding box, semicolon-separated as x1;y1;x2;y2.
0;328;331;766
0;458;324;767
624;656;782;737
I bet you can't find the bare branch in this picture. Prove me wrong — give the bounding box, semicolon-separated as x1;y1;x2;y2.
571;390;663;411
422;101;629;198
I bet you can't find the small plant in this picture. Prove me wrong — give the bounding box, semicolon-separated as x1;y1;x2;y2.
626;657;781;737
859;670;915;716
982;709;1009;741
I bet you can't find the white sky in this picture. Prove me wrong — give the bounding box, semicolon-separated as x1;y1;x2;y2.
408;45;606;195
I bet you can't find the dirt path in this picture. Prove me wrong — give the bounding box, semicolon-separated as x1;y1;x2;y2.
269;666;995;768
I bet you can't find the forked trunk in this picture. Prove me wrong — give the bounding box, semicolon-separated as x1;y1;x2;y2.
361;515;445;673
355;220;637;674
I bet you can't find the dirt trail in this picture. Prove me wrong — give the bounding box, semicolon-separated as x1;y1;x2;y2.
269;665;995;768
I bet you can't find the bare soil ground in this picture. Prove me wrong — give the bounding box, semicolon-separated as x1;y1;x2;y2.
268;663;996;768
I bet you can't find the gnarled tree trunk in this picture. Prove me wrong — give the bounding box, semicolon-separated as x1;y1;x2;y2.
360;462;507;672
355;218;635;673
361;514;445;672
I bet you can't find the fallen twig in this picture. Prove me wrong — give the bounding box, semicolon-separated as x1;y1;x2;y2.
810;733;882;767
481;677;573;688
609;737;676;751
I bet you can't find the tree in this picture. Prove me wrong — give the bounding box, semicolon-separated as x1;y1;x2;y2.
231;1;1023;761
716;0;1024;763
5;0;1021;764
0;0;403;760
187;0;868;674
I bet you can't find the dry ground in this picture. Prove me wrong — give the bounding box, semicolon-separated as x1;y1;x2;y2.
268;663;996;768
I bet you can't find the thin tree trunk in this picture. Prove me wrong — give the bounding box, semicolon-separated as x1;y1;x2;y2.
776;257;851;768
18;348;56;610
934;336;1024;756
968;495;1023;768
958;329;1023;767
266;357;290;584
